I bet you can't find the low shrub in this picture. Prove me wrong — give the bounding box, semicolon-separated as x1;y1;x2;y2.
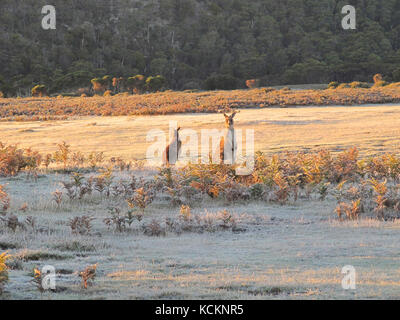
31;85;47;97
0;142;41;176
386;82;400;88
327;81;339;89
349;81;370;89
0;252;10;295
373;81;389;88
246;79;260;89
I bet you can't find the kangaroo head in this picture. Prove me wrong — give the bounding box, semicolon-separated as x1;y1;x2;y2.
224;112;237;128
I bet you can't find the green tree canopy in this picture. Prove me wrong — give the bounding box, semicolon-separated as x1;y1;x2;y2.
0;0;399;95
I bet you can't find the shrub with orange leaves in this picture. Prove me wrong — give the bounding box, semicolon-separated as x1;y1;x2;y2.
246;79;260;89
0;251;10;294
0;142;40;176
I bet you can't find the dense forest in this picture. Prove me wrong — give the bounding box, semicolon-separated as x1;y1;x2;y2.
0;0;400;96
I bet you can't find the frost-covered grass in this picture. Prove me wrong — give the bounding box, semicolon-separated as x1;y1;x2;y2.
1;170;400;300
2;104;400;300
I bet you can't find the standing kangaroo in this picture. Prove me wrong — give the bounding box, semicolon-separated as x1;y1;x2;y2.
220;112;237;164
164;127;182;165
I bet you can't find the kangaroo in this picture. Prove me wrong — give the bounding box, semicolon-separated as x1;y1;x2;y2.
164;127;182;165
220;112;237;164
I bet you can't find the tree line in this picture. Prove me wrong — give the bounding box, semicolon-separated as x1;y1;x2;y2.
0;0;399;96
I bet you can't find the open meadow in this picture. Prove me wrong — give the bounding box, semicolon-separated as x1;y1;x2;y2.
1;103;400;158
2;101;400;300
2;0;400;304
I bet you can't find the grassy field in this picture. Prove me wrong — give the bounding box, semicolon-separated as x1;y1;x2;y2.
2;103;400;300
1;104;400;159
2;177;400;300
1;86;400;121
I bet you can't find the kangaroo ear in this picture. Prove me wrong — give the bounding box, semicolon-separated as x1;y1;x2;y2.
231;112;237;119
224;113;229;118
177;127;181;131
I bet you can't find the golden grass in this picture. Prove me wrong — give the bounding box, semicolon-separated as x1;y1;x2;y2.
1;104;400;160
0;87;399;121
